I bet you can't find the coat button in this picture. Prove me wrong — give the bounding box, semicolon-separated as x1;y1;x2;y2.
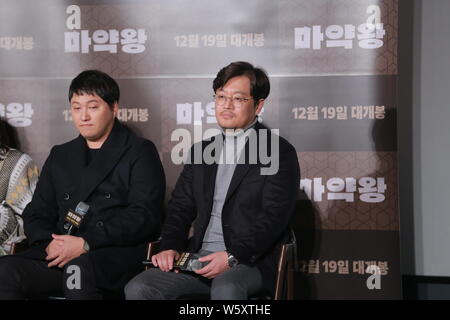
96;221;104;227
104;192;111;199
63;193;70;200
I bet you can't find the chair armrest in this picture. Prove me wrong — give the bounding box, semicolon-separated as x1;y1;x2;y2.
142;240;161;269
10;239;29;255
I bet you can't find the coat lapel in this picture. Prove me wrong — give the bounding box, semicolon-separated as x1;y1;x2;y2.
78;120;130;202
223;160;252;205
202;138;219;215
202;122;268;208
224;122;265;204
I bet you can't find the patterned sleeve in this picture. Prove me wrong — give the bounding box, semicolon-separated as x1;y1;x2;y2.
0;152;39;253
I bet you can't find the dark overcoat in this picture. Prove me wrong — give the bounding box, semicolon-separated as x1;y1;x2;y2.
20;119;165;291
159;122;299;294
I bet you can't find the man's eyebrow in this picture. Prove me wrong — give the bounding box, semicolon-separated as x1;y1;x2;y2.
71;99;100;105
218;89;248;95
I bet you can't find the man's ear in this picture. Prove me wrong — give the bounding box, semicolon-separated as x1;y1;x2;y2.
255;99;265;116
112;102;119;117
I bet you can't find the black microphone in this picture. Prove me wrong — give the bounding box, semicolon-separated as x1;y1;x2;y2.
142;252;209;271
174;252;208;272
63;201;89;235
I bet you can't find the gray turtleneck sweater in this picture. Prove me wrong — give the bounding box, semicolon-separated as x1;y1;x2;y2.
200;118;258;253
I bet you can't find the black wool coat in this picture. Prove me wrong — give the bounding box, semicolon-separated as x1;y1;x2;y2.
20;119;165;291
160;122;300;295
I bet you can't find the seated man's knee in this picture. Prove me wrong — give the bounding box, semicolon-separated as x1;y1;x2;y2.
0;257;25;299
63;255;91;283
124;277;147;300
63;255;102;299
125;270;169;300
211;278;245;300
0;258;17;281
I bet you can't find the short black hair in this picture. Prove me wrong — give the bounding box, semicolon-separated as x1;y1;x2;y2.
213;61;270;102
68;70;120;108
0;117;19;150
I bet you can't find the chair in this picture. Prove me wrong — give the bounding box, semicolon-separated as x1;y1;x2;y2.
10;239;28;255
144;240;161;270
273;229;297;300
143;229;298;300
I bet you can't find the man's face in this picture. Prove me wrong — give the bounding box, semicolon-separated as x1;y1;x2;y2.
215;75;264;130
70;93;118;148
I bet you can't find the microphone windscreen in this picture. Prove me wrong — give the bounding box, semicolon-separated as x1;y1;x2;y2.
75;201;89;215
188;259;204;271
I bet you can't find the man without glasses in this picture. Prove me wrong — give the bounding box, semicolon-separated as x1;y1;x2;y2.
0;70;165;299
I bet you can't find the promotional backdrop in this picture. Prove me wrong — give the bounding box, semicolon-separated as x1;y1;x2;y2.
0;0;401;299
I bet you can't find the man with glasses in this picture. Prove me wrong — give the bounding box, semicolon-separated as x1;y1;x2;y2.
125;61;300;300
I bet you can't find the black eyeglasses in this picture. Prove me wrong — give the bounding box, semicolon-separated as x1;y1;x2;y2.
213;94;253;107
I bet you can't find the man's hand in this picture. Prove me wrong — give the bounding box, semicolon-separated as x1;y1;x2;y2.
45;238;64;260
45;234;86;268
151;250;180;272
194;251;229;279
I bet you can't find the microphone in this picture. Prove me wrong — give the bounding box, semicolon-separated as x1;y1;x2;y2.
63;201;89;235
142;252;209;272
174;252;208;272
